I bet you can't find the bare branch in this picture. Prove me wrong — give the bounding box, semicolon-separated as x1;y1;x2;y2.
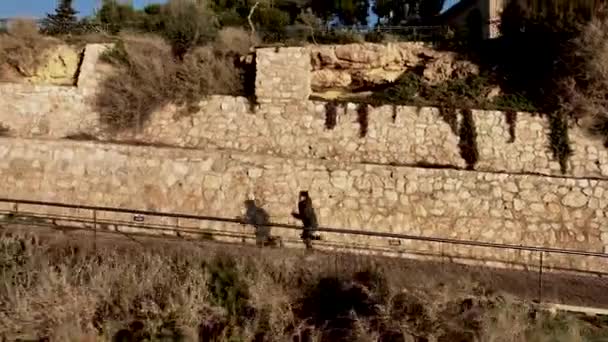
248;1;260;39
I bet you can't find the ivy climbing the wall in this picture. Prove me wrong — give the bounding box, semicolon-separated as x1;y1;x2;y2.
548;112;572;174
459;109;479;170
356;103;369;138
439;106;459;135
324;102;338;130
505;110;517;143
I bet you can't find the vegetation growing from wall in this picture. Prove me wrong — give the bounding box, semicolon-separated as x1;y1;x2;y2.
324;101;338;130
505;110;517;143
459;109;479;170
2;231;608;341
438;106;459;134
548;112;572;174
558;7;608;148
368;71;537;113
356;103;369;137
96;30;253;131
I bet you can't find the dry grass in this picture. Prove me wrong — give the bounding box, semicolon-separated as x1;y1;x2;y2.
0;19;59;81
1;229;607;342
95;29;252;131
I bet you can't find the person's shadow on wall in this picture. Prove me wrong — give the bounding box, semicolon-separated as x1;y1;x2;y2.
238;200;280;247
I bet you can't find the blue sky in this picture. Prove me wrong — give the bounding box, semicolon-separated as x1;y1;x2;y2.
0;0;460;19
443;0;460;13
0;0;160;18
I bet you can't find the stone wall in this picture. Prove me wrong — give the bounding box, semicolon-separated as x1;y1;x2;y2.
1;43;608;274
1;43;607;179
310;43;479;90
0;44;107;138
255;47;311;103
0;137;606;273
1;87;608;179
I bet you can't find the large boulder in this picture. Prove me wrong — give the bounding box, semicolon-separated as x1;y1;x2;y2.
311;69;352;89
421;51;479;85
26;44;81;85
310;42;480;91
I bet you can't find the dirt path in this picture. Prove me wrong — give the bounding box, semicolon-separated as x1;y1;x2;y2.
3;222;608;310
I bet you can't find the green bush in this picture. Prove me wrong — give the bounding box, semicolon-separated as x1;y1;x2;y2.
372;72;422;105
253;6;291;42
493;93;537;112
162;0;219;59
97;0;144;34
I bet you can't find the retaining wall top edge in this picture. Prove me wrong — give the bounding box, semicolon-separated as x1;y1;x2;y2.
2;136;605;184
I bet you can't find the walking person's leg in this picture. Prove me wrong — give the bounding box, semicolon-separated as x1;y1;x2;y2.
303;226;314;250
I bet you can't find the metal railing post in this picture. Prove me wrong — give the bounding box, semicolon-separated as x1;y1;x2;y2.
93;209;97;253
538;251;544;304
0;197;607;278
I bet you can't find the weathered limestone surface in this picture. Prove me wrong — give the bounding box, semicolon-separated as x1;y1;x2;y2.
0;138;606;272
1;43;607;178
1;88;608;178
0;44;108;138
0;44;81;86
255;47;311;103
310;42;479;90
474;110;608;178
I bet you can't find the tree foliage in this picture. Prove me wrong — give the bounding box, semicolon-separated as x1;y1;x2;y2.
373;0;445;25
41;0;79;35
162;0;219;59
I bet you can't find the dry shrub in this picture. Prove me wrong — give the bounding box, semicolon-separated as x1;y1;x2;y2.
96;34;245;131
560;7;608;145
0;19;58;80
2;229;608;341
215;27;259;57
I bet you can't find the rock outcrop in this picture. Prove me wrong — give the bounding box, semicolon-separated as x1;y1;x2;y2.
1;44;82;86
310;42;479;90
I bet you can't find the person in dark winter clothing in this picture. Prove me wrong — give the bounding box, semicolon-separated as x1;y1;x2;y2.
292;191;320;249
240;200;275;247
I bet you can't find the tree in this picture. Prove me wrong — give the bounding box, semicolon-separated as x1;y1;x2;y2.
373;0;445;26
418;0;445;18
162;0;219;59
309;0;336;23
252;4;291;41
374;0;416;25
41;0;79;35
97;0;144;34
307;0;369;26
335;0;370;26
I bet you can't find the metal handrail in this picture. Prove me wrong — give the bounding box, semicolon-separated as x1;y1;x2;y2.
1;197;607;260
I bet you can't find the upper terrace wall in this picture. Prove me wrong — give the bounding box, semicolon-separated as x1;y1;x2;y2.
0;44;607;179
1;138;607;273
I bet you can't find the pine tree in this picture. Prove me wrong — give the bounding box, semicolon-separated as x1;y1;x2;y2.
42;0;79;35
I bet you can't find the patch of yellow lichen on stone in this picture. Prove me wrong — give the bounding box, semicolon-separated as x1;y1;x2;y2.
24;45;81;85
